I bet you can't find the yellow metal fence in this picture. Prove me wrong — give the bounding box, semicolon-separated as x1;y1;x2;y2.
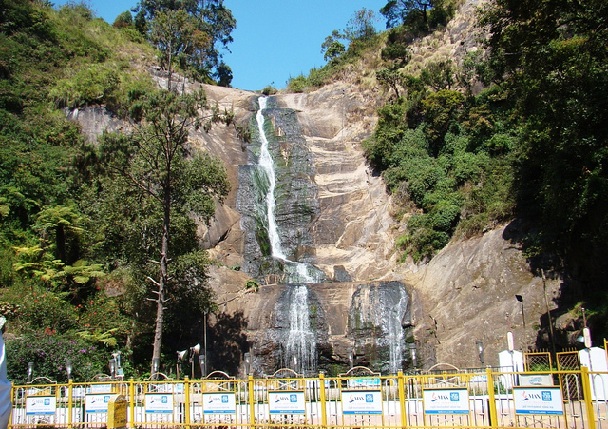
9;367;608;429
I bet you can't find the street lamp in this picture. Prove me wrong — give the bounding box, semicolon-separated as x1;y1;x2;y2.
408;343;417;371
152;357;160;380
243;352;251;376
27;361;33;383
198;355;206;378
515;294;525;329
66;360;73;380
108;359;116;379
476;340;485;366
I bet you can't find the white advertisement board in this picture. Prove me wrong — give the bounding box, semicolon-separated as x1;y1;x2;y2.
26;396;56;415
513;387;564;415
202;392;237;414
85;394;112;413
341;390;383;415
423;388;470;415
268;391;306;414
144;393;174;414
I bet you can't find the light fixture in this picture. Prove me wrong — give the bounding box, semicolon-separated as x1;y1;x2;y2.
476;340;485;366
108;358;116;379
112;351;122;369
244;352;251;375
516;294;525;329
198;354;206;378
27;361;34;383
408;342;417;370
66;360;73;380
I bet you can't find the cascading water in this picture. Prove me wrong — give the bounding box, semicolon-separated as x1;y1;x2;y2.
387;292;408;374
256;97;287;262
255;96;316;374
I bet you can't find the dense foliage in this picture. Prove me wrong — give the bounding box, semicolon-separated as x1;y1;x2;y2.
134;0;236;86
0;0;231;382
287;0;606;340
364;0;608;337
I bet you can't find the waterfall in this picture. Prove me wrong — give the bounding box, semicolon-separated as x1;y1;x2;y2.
256;97;287;261
387;292;408;374
285;285;316;374
255;96;316;373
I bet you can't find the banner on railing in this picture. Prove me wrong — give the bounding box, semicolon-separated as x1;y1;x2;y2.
26;396;56;416
268;391;306;414
341;390;383;415
423;388;469;415
202;392;236;414
513;387;564;415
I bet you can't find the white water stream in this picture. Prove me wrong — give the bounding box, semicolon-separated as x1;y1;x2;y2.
255;96;316;373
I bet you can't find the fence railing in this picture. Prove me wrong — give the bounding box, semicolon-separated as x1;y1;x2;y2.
9;367;608;429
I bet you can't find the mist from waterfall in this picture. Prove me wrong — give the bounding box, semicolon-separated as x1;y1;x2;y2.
255;96;316;374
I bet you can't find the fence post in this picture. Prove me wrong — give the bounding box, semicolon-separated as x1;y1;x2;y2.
580;366;597;429
397;371;407;429
67;379;73;428
485;367;498;429
184;377;191;428
247;375;256;428
128;378;135;428
319;372;327;428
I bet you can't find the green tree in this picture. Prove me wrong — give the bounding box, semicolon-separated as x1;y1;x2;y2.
113;10;134;28
136;0;236;82
321;30;346;62
150;9;211;90
100;88;230;375
344;8;377;41
480;0;608;260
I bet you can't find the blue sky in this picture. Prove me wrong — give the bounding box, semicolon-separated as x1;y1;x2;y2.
51;1;388;90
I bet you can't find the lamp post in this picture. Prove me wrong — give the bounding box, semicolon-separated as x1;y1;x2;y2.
408;343;417;372
199;355;206;378
203;312;208;379
152;357;160;380
243;352;251;376
108;359;116;380
476;340;484;366
515;294;525;329
27;361;33;383
66;360;73;380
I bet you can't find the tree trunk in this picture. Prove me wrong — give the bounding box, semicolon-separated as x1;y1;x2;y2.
151;181;172;377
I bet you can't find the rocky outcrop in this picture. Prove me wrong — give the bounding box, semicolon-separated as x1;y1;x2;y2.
67;0;563;373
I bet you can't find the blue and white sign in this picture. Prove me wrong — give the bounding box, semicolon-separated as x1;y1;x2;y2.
268;391;306;414
423;388;469;415
26;396;56;415
514;387;564;415
202;392;237;415
347;378;381;388
144;393;174;414
85;394;111;413
341;390;383;415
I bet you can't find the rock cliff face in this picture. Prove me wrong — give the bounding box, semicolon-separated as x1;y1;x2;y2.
198;82;560;374
68;0;562;374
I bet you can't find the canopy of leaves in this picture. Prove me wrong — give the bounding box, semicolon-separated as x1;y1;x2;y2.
136;0;236;84
478;0;608;330
0;0;230;379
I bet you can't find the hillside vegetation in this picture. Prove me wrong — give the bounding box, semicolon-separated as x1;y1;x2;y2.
290;0;608;341
0;0;231;382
